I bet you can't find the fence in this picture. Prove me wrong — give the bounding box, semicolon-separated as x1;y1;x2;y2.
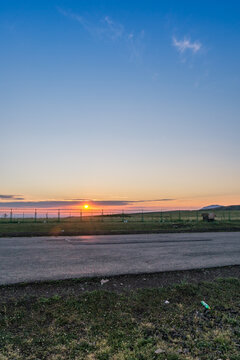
0;208;240;224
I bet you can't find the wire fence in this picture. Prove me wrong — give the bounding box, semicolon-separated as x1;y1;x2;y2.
0;208;240;224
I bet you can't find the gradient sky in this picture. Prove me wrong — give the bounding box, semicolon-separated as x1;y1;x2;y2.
1;0;240;210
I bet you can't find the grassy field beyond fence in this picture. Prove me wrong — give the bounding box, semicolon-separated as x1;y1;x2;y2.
1;209;240;223
1;210;240;237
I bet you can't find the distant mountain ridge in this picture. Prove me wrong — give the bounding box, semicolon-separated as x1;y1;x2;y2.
200;205;240;211
201;205;222;210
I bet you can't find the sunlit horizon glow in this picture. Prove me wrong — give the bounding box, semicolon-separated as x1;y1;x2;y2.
1;1;240;208
0;194;240;212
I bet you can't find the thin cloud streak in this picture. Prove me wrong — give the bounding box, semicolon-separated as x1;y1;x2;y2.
58;7;124;40
102;16;124;40
57;7;96;36
0;199;175;208
172;36;202;54
0;195;24;200
58;7;144;60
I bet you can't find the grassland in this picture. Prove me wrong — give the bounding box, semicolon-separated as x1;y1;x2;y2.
1;277;240;360
1;210;240;237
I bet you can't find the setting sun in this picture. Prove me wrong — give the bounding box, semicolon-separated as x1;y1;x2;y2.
84;204;89;209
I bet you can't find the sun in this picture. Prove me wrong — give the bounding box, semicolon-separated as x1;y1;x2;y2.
84;204;89;209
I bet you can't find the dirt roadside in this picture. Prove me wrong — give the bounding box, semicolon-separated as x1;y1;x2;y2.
1;265;240;303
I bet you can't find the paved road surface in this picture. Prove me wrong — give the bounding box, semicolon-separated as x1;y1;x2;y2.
0;232;240;284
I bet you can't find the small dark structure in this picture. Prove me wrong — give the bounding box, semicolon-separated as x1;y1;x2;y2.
202;212;216;222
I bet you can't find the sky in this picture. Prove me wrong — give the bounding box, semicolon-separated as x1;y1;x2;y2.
1;0;240;212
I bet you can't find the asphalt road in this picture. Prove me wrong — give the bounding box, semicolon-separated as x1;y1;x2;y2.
0;232;240;285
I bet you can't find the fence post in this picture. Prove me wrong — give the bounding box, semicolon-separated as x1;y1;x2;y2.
179;211;181;221
101;209;104;222
80;210;82;221
58;209;60;222
160;211;163;223
141;211;144;222
10;209;13;223
34;209;37;223
122;210;124;222
46;212;48;223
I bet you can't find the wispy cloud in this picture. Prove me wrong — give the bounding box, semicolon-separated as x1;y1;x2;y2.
172;37;202;54
0;199;175;208
58;7;144;60
102;16;124;40
126;29;145;61
58;7;124;40
0;194;24;200
57;7;96;36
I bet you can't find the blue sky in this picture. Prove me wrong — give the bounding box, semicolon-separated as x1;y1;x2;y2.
1;0;240;210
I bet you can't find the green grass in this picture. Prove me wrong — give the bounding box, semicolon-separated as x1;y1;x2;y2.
1;278;240;359
1;210;240;237
1;209;240;237
1;217;240;237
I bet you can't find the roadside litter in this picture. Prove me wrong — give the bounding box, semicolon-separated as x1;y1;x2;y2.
164;300;170;304
201;301;210;310
155;348;165;354
100;279;109;285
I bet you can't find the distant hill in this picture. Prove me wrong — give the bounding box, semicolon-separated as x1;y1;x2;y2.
200;205;240;211
221;205;240;211
200;205;222;210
